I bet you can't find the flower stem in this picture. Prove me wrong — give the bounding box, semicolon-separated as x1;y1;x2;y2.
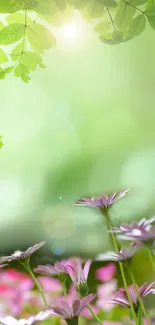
129;269;150;325
148;250;155;273
104;211;137;324
87;304;103;325
24;261;48;307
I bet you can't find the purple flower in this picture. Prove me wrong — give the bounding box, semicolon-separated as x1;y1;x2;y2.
66;258;91;296
117;226;155;246
0;242;45;263
34;261;68;280
109;283;155;309
96;245;139;263
48;294;96;320
0;310;52;325
110;217;155;235
75;190;129;210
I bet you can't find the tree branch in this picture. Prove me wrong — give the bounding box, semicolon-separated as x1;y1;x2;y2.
106;7;116;29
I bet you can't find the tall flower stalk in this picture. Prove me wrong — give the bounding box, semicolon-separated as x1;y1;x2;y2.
128;269;150;325
24;261;48;307
75;191;138;323
103;210;138;324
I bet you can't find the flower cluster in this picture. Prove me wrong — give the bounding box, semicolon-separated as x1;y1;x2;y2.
1;188;155;325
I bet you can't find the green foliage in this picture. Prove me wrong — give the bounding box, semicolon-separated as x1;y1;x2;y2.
6;13;33;24
81;1;105;20
98;0;117;7
114;2;136;32
0;0;154;80
0;23;24;45
137;306;143;325
0;0;21;13
0;136;3;148
22;51;42;70
112;29;123;42
0;49;8;64
145;5;155;29
128;14;146;36
27;24;56;53
0;67;6;79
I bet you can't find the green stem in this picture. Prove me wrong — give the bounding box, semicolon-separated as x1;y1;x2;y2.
104;211;137;324
129;269;150;325
88;304;103;325
148;250;155;273
24;262;48;307
62;280;67;296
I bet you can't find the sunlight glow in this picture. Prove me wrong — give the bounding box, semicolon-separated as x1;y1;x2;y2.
61;22;79;39
52;12;92;50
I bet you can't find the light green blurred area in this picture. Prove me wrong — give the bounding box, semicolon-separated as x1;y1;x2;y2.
0;21;155;258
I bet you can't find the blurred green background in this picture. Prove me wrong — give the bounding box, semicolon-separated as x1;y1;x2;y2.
0;18;155;264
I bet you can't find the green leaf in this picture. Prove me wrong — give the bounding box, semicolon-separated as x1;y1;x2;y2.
128;14;146;36
45;5;73;26
22;51;42;71
138;306;143;325
67;0;89;8
0;49;8;63
129;309;134;320
21;75;31;83
39;62;46;68
14;63;29;77
27;24;56;53
114;2;136;31
0;22;4;31
112;29;123;42
82;1;105;19
98;0;117;7
0;67;6;79
0;0;21;13
11;41;24;62
94;21;111;33
0;136;3;148
6;13;33;24
145;5;155;29
5;66;14;74
129;0;146;5
99;33;119;44
0;23;24;45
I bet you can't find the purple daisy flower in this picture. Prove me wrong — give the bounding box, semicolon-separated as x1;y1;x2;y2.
109;282;155;309
0;242;45;263
96;245;139;263
0;310;52;325
65;258;91;297
117;226;155;245
110;217;155;235
34;260;69;279
75;190;129;210
48;294;96;321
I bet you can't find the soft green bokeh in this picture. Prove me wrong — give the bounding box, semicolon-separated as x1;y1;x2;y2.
0;20;155;259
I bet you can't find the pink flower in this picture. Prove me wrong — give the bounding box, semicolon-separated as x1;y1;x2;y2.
34;261;68;278
0;242;45;263
48;294;96;320
97;280;117;311
96;245;139;263
38;276;62;293
109;283;155;308
95;264;116;282
66;258;91;296
75;190;129;210
81;304;99;319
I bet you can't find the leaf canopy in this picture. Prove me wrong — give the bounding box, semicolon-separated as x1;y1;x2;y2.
0;0;154;81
